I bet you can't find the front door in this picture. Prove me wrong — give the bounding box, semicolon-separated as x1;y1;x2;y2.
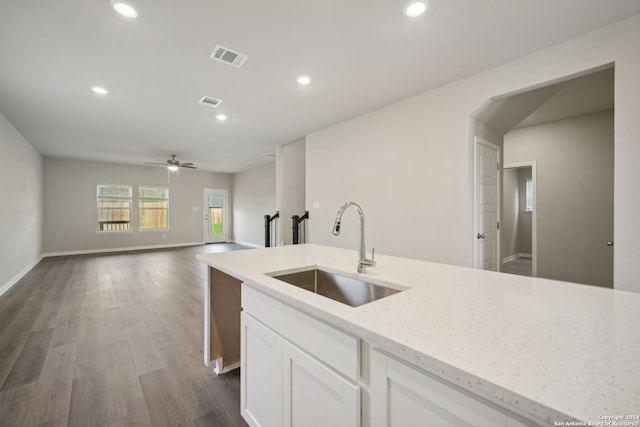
204;188;228;243
474;138;500;271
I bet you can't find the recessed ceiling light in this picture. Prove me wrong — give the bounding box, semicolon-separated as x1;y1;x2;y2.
112;2;138;18
404;1;428;17
216;114;228;121
296;76;312;86
91;86;109;95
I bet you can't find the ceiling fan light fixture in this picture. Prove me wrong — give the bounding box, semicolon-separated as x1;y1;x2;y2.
167;165;179;172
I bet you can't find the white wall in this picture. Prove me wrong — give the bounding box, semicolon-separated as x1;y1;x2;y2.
307;85;471;262
0;113;43;295
501;168;519;260
276;138;306;245
501;167;533;261
516;168;533;255
232;162;276;247
504;111;614;288
42;158;232;254
306;15;640;292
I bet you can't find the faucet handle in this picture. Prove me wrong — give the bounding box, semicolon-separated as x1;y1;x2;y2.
370;248;376;267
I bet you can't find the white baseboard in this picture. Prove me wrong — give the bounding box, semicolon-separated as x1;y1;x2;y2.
0;255;44;298
3;241;256;298
503;253;533;263
43;241;205;258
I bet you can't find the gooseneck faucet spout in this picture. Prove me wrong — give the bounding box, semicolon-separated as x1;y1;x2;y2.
332;202;376;273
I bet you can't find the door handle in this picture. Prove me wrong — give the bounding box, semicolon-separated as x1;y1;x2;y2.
607;241;614;247
477;233;486;239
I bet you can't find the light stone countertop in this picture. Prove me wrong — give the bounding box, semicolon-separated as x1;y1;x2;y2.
197;243;640;426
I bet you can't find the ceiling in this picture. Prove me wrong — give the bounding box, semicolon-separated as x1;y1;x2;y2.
473;67;614;136
515;67;614;128
0;1;638;173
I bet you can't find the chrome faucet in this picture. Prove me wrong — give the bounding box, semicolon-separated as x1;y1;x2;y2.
332;202;376;273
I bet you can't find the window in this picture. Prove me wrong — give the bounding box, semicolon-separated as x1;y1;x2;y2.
139;186;169;230
97;185;132;232
525;178;533;212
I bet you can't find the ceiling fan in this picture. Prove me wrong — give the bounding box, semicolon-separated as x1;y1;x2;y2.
145;154;197;171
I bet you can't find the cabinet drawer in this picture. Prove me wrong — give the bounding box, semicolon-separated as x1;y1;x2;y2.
372;350;507;427
371;350;542;427
242;284;359;381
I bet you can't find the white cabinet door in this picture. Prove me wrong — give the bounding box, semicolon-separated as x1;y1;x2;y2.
242;311;360;427
371;350;507;427
242;286;361;427
241;313;284;427
283;344;360;427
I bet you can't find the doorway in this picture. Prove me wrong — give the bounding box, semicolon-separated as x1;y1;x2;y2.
503;112;614;287
502;163;537;277
204;188;228;243
471;65;614;287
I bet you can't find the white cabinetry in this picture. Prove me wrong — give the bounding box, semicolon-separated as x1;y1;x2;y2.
371;350;535;427
241;313;284;427
241;285;360;427
284;343;359;427
241;284;537;427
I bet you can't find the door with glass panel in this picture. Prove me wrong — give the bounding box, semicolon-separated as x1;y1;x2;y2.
204;189;228;243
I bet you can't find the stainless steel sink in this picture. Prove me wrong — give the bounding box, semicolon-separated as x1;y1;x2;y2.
269;268;401;307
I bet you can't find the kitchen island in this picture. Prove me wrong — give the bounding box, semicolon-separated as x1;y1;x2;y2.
197;244;640;427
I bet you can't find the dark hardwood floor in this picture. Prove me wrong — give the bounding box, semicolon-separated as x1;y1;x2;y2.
0;243;252;427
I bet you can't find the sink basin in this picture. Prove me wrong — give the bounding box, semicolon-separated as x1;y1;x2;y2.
269;268;401;307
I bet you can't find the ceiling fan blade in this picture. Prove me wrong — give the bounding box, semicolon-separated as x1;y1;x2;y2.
145;156;196;169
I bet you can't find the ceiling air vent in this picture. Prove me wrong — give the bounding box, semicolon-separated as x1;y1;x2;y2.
210;45;248;68
199;96;223;108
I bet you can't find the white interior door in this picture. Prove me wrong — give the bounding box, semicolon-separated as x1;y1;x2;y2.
474;138;500;271
204;188;228;243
